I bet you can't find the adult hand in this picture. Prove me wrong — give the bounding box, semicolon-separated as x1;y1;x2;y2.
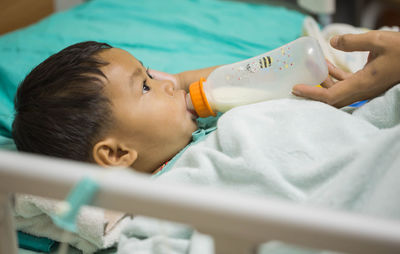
292;31;400;108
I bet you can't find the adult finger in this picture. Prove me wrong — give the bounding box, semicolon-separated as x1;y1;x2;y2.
292;84;334;104
293;57;389;107
321;75;334;88
293;82;362;107
293;72;369;107
321;60;337;88
327;60;352;81
332;54;399;107
330;31;383;52
324;72;373;108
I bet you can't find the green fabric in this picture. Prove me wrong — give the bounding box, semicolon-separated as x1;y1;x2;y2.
0;135;16;150
0;0;305;142
18;231;56;253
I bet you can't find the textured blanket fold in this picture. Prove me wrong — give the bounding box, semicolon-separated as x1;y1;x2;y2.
14;194;131;253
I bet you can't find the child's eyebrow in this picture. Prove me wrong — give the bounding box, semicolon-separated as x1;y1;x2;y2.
129;60;146;86
129;68;143;85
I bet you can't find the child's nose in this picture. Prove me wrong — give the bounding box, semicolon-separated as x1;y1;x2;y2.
161;80;174;96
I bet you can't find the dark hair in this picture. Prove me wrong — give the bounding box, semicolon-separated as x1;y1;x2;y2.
12;41;113;162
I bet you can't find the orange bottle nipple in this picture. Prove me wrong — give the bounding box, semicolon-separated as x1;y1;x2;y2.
188;77;216;118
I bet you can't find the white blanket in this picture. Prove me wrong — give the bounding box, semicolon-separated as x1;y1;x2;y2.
14;194;131;253
118;83;400;254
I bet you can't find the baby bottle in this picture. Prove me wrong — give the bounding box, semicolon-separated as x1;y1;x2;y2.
187;36;328;117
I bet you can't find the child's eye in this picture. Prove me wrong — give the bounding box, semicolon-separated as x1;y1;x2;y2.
142;80;150;94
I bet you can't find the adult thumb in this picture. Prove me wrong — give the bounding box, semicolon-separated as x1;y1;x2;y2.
330;32;379;52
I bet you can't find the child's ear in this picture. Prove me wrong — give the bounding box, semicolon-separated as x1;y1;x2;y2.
92;138;138;168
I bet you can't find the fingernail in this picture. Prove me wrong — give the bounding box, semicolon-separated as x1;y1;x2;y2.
330;35;339;47
292;89;302;96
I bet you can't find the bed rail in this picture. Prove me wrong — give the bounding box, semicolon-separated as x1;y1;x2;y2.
1;149;400;254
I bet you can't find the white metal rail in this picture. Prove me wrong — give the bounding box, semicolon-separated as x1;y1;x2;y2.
1;149;400;254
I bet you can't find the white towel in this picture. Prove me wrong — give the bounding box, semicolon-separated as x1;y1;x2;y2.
13;194;131;253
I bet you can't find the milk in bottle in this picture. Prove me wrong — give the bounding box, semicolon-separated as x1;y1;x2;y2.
187;36;328;117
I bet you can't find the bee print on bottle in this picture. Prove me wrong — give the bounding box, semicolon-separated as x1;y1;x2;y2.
259;56;273;69
245;56;273;73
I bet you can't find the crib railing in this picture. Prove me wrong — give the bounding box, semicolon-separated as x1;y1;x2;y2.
1;149;400;254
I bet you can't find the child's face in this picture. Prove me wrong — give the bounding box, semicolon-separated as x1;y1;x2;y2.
96;48;197;173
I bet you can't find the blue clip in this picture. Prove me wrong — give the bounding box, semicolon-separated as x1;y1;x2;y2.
51;177;99;233
349;100;367;107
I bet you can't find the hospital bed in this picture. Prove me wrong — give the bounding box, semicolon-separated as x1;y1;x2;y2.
0;0;399;253
2;150;400;254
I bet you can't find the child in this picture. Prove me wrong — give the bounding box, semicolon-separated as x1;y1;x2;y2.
12;41;218;174
12;36;400;180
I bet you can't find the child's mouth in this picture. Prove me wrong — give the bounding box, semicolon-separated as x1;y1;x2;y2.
189;108;198;119
185;92;198;119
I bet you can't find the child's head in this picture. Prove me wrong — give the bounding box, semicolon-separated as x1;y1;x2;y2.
12;41;198;173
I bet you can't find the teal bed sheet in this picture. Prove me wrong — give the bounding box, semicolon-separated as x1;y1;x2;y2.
2;0;304;252
0;0;305;142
